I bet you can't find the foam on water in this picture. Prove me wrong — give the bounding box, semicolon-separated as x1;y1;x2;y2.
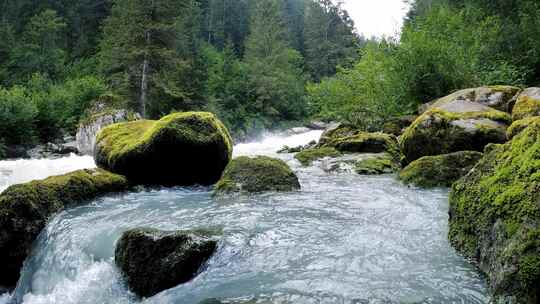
1;130;489;304
0;154;96;193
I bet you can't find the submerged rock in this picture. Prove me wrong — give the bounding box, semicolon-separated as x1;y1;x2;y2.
0;169;128;287
318;124;397;154
215;156;300;194
512;87;540;121
399;151;483;188
399;98;510;164
449;121;540;303
277;140;316;154
95;112;233;186
294;147;342;166
115;228;217;298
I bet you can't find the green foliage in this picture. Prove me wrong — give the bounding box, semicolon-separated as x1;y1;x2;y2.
0;86;38;145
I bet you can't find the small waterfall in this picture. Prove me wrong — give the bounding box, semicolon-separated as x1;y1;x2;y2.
76;110;138;156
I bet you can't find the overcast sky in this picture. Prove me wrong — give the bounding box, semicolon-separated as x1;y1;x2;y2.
340;0;410;38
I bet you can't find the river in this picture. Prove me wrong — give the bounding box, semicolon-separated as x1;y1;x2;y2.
0;130;488;304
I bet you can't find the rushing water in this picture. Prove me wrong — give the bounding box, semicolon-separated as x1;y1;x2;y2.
0;131;489;304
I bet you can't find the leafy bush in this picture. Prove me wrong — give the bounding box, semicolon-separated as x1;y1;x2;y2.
0;86;38;145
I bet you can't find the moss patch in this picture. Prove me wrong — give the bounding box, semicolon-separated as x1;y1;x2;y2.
294;147;341;166
355;153;399;175
215;156;300;194
319;124;397;154
95;112;233;186
399;151;482;188
0;169;129;287
507;116;540;140
399;108;509;164
449;123;540;302
512;96;540;121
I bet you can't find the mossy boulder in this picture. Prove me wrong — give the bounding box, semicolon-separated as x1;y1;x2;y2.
294;147;342;166
382;115;417;136
0;169;129;287
318;124;397;154
355;153;399;175
512;88;540;121
507;116;540;140
399;151;482;188
95;112;233;186
449;123;540;303
115;228;217;298
215;156;300;194
399;99;511;164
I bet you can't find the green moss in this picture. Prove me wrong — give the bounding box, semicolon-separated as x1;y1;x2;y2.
294;147;341;166
399;108;509;164
399;151;482;188
319;124;398;154
355;153;398;175
0;168;129;286
215;156;300;194
95;112;233;186
449;123;540;301
507;117;540;140
512;96;540;121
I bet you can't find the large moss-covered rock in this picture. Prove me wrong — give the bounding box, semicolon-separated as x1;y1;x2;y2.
318;124;397;154
399;151;482;188
426;86;521;113
294;147;342;166
512;88;540;121
0;169;128;287
449;123;540;303
507;116;540;140
215;156;300;194
95;112;233;186
399;99;511;164
115;228;217;298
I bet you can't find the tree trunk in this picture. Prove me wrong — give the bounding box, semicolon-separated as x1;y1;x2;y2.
140;30;150;118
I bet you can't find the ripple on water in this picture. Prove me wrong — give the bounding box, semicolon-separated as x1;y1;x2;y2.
3;131;489;304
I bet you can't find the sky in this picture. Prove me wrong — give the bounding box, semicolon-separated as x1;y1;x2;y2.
340;0;411;38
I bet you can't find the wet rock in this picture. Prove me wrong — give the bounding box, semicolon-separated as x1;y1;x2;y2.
115;228;217;298
277;140;317;154
399;98;510;164
399;151;483;188
318;124;397;154
0;169;129;287
95;112;233;186
449;120;540;303
295;147;342;166
320;153;398;174
215;156;300;194
354;153;399;175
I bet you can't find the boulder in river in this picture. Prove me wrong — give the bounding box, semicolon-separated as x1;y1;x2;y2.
399;97;511;164
399;151;483;188
115;228;217;298
0;169;128;287
294;147;342;166
95;112;233;186
354;153;399;175
382;115;417;136
215;156;300;194
449;121;540;303
512;87;540;121
318;124;397;154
